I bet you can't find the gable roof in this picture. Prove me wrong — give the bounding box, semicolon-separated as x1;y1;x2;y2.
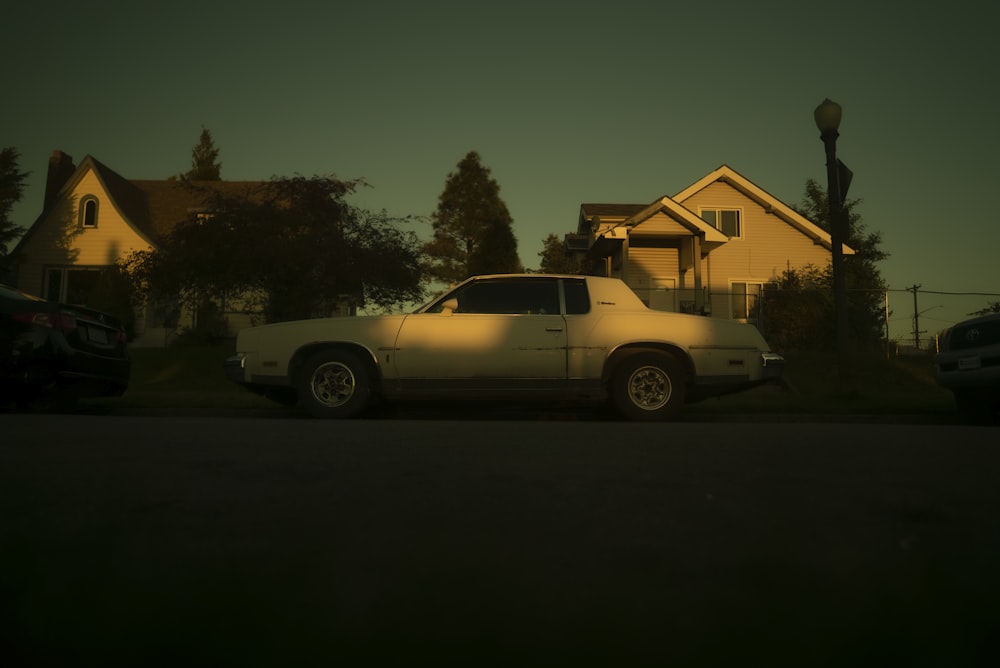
15;154;267;253
624;196;730;247
674;164;853;254
127;178;265;240
577;203;645;235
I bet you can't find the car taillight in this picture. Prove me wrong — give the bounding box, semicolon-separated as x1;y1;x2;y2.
13;311;77;331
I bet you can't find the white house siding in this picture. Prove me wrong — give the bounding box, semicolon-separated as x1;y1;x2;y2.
680;181;832;319
625;212;691;307
16;170;153;297
625;246;680;308
630;211;691;236
15;168;167;341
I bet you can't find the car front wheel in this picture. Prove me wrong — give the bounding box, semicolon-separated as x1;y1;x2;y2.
611;353;686;421
298;350;372;419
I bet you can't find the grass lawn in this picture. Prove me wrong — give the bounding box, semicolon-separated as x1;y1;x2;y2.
98;340;278;413
686;351;956;419
90;341;958;420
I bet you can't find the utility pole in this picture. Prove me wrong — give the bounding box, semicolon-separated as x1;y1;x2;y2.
907;284;922;348
884;290;890;360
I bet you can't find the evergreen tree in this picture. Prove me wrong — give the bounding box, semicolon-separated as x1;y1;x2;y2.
0;147;29;277
970;301;1000;317
468;217;522;276
424;151;520;282
537;233;582;274
759;179;888;352
182;127;222;180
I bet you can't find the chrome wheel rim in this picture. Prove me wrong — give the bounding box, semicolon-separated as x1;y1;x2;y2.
627;365;671;411
310;361;356;407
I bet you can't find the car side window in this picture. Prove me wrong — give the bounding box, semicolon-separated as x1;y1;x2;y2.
563;279;591;315
454;279;560;315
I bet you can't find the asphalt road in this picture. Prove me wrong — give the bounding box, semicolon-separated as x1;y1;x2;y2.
2;416;998;667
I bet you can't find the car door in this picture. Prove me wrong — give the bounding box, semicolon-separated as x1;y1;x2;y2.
392;277;567;383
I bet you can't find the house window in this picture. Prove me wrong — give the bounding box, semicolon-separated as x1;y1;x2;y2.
44;266;107;305
80;197;99;228
701;208;742;238
730;281;764;321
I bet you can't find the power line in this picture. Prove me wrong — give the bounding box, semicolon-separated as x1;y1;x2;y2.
887;289;1000;297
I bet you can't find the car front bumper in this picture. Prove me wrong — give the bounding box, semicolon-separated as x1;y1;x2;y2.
224;353;248;384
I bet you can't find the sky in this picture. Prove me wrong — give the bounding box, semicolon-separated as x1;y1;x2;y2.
4;0;998;344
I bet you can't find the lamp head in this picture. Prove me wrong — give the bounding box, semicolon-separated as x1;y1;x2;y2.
814;98;843;135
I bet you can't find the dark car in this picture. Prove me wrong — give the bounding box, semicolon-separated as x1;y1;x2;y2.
935;312;1000;424
1;283;130;408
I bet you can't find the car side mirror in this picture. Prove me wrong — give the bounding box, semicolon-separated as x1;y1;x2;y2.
440;298;459;316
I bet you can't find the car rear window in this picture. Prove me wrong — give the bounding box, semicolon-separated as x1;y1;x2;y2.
563;279;590;314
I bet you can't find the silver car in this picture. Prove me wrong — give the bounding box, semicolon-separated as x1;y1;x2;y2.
936;312;1000;423
225;274;784;420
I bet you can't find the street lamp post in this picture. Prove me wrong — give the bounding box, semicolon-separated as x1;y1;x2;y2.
814;98;853;393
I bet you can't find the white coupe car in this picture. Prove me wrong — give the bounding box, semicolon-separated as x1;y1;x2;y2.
224;274;784;420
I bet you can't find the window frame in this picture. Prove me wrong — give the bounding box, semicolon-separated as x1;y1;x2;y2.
423;277;574;315
699;207;743;239
451;278;561;315
44;266;108;305
79;196;100;229
729;279;765;322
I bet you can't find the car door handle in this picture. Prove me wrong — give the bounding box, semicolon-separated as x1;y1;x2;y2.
545;327;564;332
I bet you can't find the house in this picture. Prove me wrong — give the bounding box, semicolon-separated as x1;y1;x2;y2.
10;151;288;346
574;164;852;323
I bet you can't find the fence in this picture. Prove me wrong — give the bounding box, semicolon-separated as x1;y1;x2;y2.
644;285;1000;354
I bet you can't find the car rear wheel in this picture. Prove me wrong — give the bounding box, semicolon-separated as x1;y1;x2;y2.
954;390;1000;425
611;353;685;421
298;350;372;419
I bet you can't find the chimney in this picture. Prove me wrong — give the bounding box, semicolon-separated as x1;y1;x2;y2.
44;150;76;210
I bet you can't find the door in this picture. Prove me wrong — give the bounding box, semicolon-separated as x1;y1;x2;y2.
393;277;567;381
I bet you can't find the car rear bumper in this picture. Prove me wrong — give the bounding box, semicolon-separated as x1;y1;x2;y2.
761;352;785;379
1;358;129;399
936;348;1000;390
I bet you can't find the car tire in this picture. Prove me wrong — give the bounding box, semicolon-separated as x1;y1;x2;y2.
297;350;372;419
611;352;686;421
954;390;1000;425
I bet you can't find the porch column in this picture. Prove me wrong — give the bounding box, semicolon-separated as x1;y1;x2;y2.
692;234;703;312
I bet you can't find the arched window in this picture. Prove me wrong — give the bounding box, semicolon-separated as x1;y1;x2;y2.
80;197;99;228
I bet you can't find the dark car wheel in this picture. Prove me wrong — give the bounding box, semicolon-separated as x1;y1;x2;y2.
297;350;372;419
954;390;1000;425
611;352;686;421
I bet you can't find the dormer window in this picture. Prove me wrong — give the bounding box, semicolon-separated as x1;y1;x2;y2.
701;208;742;238
80;196;99;228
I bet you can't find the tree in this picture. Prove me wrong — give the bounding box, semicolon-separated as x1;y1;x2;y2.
181;127;222;180
424;151;521;282
757;264;834;353
758;179;888;353
537;233;582;274
970;301;1000;317
468;217;522;276
0;147;29;277
125;176;425;323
